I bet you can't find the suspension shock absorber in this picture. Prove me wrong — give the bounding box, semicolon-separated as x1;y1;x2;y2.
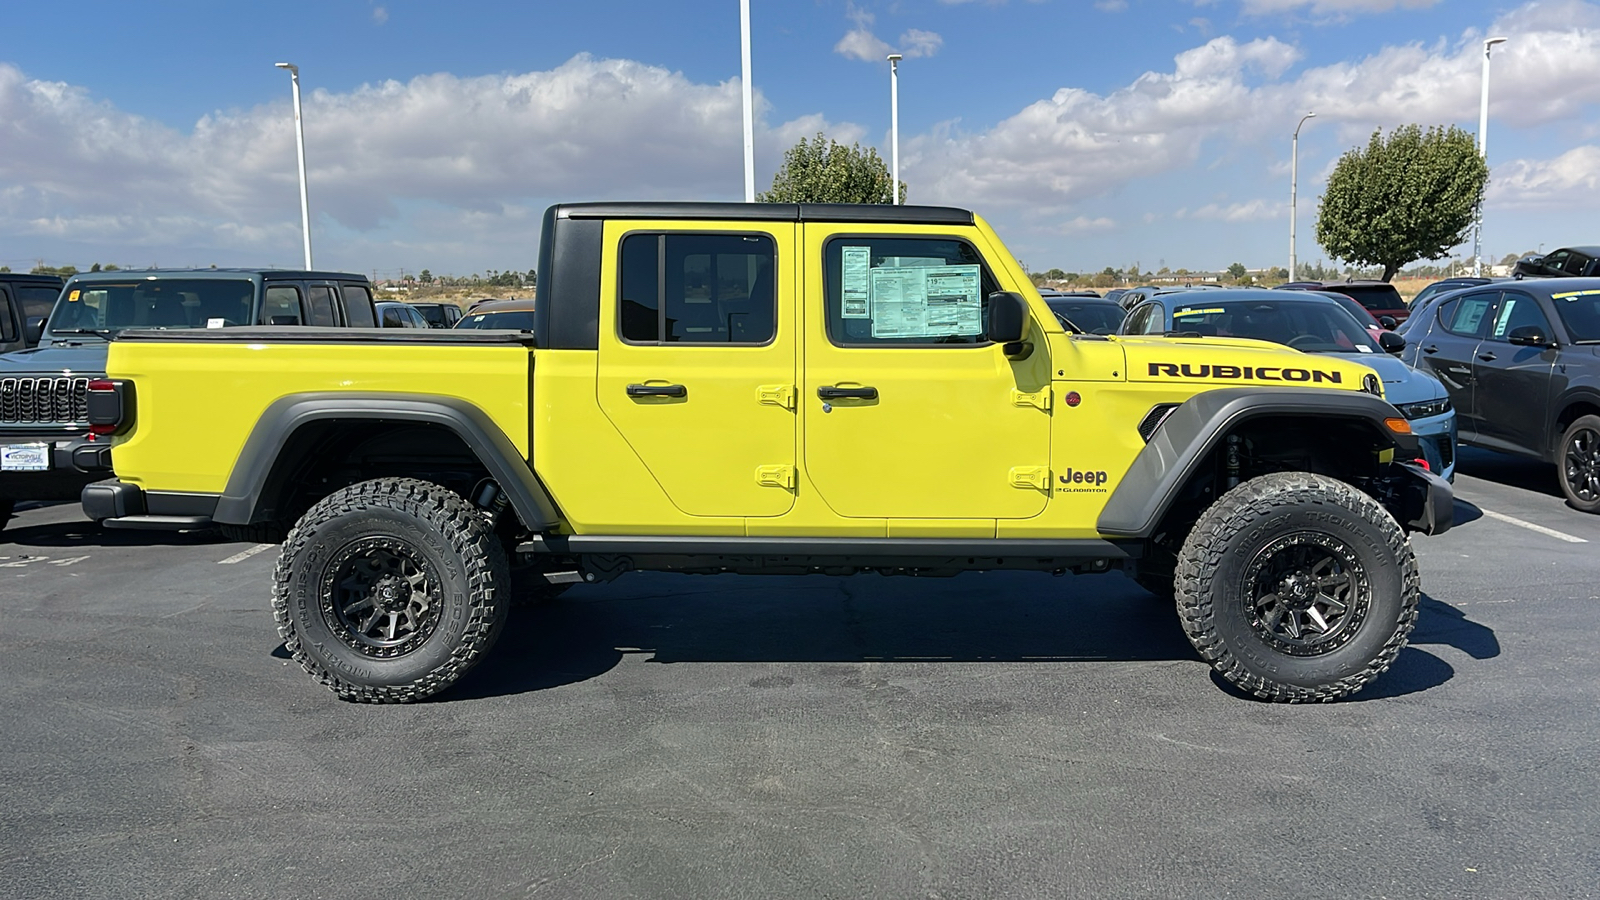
472;479;509;521
1224;434;1241;490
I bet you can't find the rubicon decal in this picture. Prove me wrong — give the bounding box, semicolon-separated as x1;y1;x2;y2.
1147;362;1342;384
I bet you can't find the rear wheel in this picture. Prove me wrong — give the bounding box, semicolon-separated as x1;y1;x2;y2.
272;477;510;703
1174;471;1419;702
1557;415;1600;514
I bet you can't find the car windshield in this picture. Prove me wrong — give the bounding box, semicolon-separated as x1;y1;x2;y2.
1168;300;1382;354
1329;284;1404;312
48;279;255;334
457;310;536;330
1551;289;1600;342
1045;300;1122;334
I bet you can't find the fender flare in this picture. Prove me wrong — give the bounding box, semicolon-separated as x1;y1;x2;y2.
1096;388;1416;538
213;392;560;530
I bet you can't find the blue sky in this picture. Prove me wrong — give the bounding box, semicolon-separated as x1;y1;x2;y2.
2;0;1596;279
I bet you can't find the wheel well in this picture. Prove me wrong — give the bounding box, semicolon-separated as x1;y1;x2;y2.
1554;401;1600;454
252;420;494;526
1145;414;1393;559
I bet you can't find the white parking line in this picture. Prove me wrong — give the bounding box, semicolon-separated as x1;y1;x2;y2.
218;543;278;565
1478;508;1588;544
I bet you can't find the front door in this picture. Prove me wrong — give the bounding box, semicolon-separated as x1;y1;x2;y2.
800;227;1051;520
596;220;797;518
1471;289;1557;454
1416;290;1497;440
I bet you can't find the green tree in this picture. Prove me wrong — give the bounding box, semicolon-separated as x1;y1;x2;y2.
758;132;905;204
1042;268;1066;281
31;264;78;277
1227;262;1247;281
420;269;433;284
1316;124;1487;282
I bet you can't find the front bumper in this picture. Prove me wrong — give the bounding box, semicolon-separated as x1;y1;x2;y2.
1407;411;1458;482
1393;460;1453;536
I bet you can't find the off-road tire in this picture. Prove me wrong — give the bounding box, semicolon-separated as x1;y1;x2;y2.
272;477;510;703
1557;414;1600;514
1174;471;1419;702
218;521;287;544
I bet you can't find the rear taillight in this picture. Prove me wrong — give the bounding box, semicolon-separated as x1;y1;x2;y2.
86;378;129;435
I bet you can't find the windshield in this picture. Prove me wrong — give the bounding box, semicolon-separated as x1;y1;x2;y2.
1169;299;1382;354
1551;289;1600;342
1045;300;1123;334
457;310;535;330
48;279;255;334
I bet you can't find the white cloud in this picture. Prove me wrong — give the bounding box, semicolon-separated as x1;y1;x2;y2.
1181;199;1280;221
899;29;944;58
834;28;893;62
835;4;941;61
1238;0;1438;16
1489;146;1600;208
371;5;388;25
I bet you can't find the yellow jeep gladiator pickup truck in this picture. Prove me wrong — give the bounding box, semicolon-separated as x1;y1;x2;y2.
82;202;1452;703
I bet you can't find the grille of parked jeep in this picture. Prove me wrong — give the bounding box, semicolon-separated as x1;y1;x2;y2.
1137;403;1182;442
0;377;91;424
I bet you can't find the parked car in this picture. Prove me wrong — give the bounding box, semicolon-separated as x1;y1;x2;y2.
1122;289;1457;478
1400;277;1600;510
0;268;377;532
1116;285;1192;311
1276;280;1410;324
0;273;65;353
1513;246;1600;279
1042;296;1125;334
407;301;463;328
455;298;537;331
375;301;431;328
1101;288;1129;306
1408;277;1496;311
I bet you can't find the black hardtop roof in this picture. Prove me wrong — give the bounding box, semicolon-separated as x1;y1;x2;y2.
0;272;65;285
1547;246;1600;255
63;268;369;284
551;201;975;226
1516;276;1600;295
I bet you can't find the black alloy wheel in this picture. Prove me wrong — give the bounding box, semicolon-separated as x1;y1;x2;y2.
324;540;441;658
1558;415;1600;514
1174;471;1419;702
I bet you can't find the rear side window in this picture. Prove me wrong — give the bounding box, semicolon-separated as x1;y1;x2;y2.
306;286;339;326
1565;252;1592;275
261;286;304;325
823;236;999;346
341;285;376;328
619;232;777;344
1439;292;1498;339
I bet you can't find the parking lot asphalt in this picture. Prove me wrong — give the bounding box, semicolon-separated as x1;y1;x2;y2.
3;448;1599;900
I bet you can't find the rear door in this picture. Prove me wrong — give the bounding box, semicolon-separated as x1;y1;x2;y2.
1472;289;1557;454
799;226;1051;522
595;219;797;518
304;282;341;326
1417;291;1497;439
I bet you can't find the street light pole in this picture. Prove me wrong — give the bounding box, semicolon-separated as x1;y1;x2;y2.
275;62;313;270
1474;36;1508;277
1290;111;1315;282
740;0;755;202
887;54;902;205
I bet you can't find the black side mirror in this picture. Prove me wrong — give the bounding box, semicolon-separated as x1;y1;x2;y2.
24;316;45;346
1507;325;1553;348
987;291;1027;344
1378;315;1398;330
1378;330;1406;354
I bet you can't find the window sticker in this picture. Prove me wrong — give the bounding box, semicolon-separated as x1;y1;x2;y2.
841;246;872;318
1174;307;1223;317
1492;298;1518;338
868;264;982;338
1455;299;1490;333
68;290;80;302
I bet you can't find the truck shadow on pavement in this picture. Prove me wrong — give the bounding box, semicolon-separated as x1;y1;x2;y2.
446;571;1497;704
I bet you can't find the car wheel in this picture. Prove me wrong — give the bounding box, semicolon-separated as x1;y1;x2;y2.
1557;415;1600;514
272;477;510;703
1174;471;1419;702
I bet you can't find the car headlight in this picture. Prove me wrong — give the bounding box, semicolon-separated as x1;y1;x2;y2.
1396;397;1452;420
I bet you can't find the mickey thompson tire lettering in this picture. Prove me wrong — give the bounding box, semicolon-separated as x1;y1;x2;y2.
271;477;510;703
1173;471;1419;702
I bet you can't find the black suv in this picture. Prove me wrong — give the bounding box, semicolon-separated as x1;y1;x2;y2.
0;273;65;354
1400;277;1600;511
0;268;376;530
1513;246;1600;279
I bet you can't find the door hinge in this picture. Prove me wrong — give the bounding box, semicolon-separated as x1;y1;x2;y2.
1009;466;1050;489
1011;387;1052;411
757;464;797;489
758;384;796;410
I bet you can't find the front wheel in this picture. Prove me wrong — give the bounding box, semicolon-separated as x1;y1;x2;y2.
272;478;511;703
1174;472;1419;702
1557;415;1600;514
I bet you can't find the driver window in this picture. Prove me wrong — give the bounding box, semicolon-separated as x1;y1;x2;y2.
822;236;999;346
1487;292;1552;342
